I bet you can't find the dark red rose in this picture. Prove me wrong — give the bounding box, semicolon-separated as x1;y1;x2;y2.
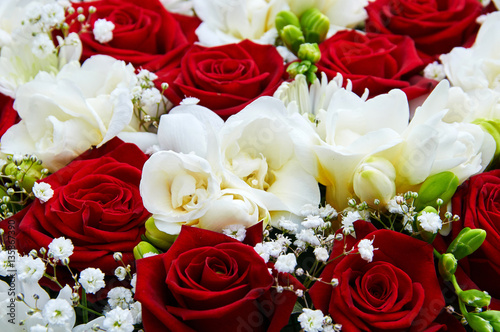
158;39;286;118
135;225;301;332
443;169;500;309
0;93;19;138
365;0;483;59
310;220;445;332
67;0;200;71
12;138;150;275
317;29;436;100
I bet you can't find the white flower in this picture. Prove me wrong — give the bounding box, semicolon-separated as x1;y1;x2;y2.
42;298;74;326
358;238;375;263
314;247;329;262
103;307;134;332
353;156;397;206
79;268;106;294
114;267;127;282
31;34;55;59
341;211;361;234
136;69;158;82
108;287;133;310
254;243;271;263
179;97;200;105
48;237;73;261
278;217;298;233
274;253;297;274
30;324;52;332
302;215;325;229
160;0;195;16
0;250;14;276
32;182;54;203
319;204;337;219
298;308;324;332
41;3;65;27
129;301;142;325
17;256;45;283
418;211;443;234
296;229;320;247
140;88;162;107
423;61;446;81
130;274;137;294
93;19;115;44
222;224;247;241
299;204;321;217
386;197;405;214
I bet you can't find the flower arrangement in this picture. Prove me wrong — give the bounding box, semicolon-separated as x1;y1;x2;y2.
0;0;500;331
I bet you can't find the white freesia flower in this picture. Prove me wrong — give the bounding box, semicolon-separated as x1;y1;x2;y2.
353;156;397;206
1;55;137;171
32;182;54;203
160;0;194;15
193;0;288;46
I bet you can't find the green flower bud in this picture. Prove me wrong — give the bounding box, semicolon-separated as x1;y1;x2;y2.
473;118;500;158
144;217;177;250
414;171;459;211
459;289;491;308
133;241;160;260
466;313;494;332
281;25;305;54
478;311;500;331
300;8;330;44
447;227;487;260
275;10;301;36
353;156;396;207
297;43;321;63
438;253;457;281
3;160;45;192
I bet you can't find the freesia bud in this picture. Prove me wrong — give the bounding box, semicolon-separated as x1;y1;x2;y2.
275;10;301;35
281;25;305;54
144;217;177;250
133;241;159;260
353;156;396;207
300;8;330;44
446;227;486;260
297;43;321;63
438;253;457;281
466;313;494;332
473;118;500;164
415;171;459;211
478;311;500;331
459;289;491;308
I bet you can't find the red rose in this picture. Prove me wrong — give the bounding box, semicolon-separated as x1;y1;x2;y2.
67;0;200;71
445;169;500;309
365;0;482;59
310;221;445;332
13;138;150;275
135;225;301;332
0;93;19;138
317;30;436;100
158;40;286;118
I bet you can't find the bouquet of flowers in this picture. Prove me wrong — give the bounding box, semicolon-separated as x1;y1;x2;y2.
1;0;500;331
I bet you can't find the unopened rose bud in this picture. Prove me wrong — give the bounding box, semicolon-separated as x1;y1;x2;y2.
144;217;177;250
415;171;459;211
447;227;486;260
300;8;330;44
353;156;396;207
275;10;300;36
438;253;457;281
281;25;305;54
297;43;321;63
133;241;159;260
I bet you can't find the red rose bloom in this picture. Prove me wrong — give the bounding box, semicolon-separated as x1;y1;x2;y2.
317;30;435;100
158;39;286;118
0;93;19;138
365;0;482;59
310;221;445;332
136;226;301;332
445;169;500;309
13;138;150;275
67;0;200;71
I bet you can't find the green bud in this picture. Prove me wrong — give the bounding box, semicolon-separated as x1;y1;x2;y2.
466;313;494;332
297;43;321;63
275;10;301;36
438;253;457;281
473;118;500;159
133;241;160;260
447;227;487;260
300;8;330;44
414;171;459;211
144;217;177;250
478;311;500;331
281;25;305;54
459;289;491;308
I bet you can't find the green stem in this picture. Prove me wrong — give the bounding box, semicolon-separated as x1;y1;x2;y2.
77;304;103;317
81;288;88;323
433;248;442;259
44;273;63;289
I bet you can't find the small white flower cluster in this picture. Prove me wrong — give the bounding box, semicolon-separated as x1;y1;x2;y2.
357;238;376;263
222;224;247;242
107;286;142;326
93;18;115;43
417;211;443;234
131;69;166;128
32;182;54;203
423;61;446;81
298;309;339;332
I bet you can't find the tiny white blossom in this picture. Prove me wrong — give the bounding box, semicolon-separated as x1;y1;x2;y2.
267;240;286;258
93;19;115;43
319;204;337;219
222;224;246;242
115;267;127;281
137;69;158;82
33;182;54;203
294;239;306;250
129;301;142;325
179;97;200;105
278;217;298;233
358;238;376;263
299;204;320;217
141;88;162;107
386;198;405;214
274;253;297;274
296;229;320;247
32;34;56;59
418;211;443;234
79;268;106;294
103;307;134;332
108;287;133;309
423;61;446;81
48;237;74;261
130;273;137;294
314;247;329;262
302;215;325;229
17;255;45;283
342;211;362;234
254;243;271;263
298;309;324;332
42;298;74;326
41;3;65;27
